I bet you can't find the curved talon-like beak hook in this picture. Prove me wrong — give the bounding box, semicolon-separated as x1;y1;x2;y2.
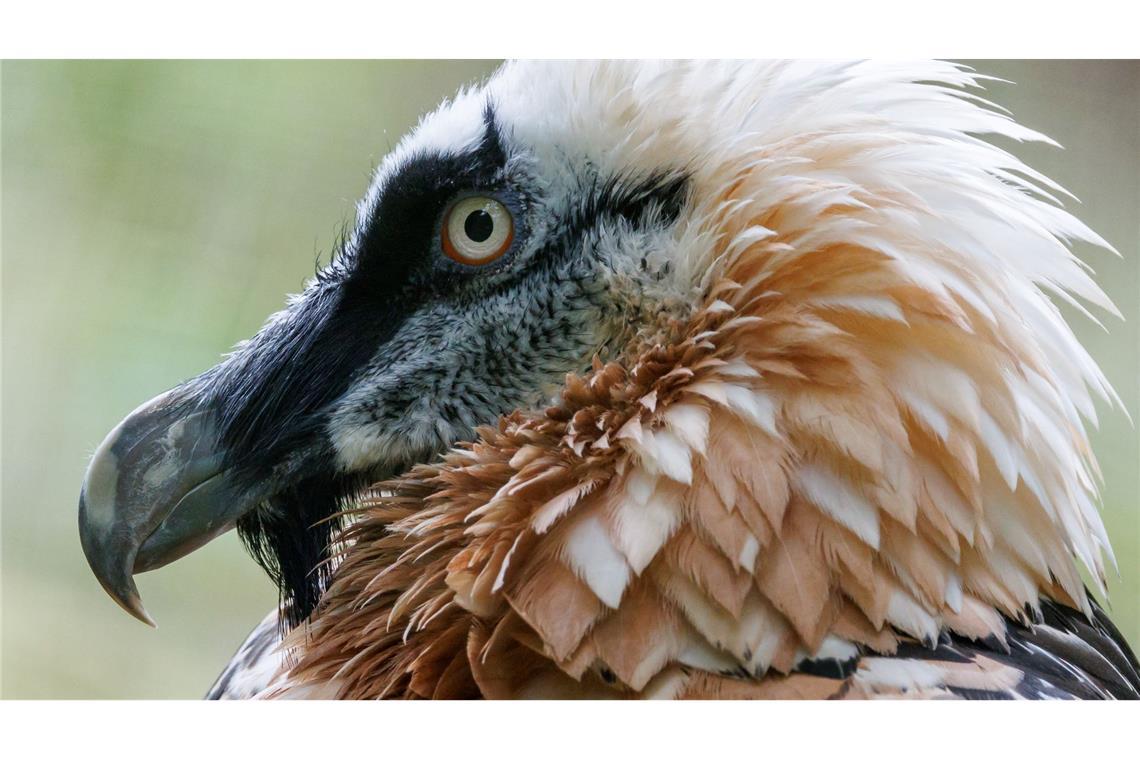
78;389;265;625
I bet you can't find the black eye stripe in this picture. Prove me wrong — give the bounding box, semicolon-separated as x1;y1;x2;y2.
213;111;510;466
582;172;691;230
536;171;691;264
350;103;508;284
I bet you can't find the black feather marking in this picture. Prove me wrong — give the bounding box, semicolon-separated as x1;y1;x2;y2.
910;598;1140;699
555;171;690;250
1019;624;1135;699
1087;597;1140;687
212;279;406;471
820;599;1138;699
236;473;364;629
796;656;859;680
1003;638;1109;699
1014;673;1080;700
894;640;974;664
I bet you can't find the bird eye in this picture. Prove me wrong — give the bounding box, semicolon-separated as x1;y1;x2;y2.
441;196;514;265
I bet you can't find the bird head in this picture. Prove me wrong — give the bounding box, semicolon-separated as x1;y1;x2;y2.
80;61;1118;646
78;62;700;626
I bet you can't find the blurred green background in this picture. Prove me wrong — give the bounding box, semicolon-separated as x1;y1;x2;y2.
1;60;1137;698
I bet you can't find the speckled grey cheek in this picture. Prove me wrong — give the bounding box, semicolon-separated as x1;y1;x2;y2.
326;252;622;473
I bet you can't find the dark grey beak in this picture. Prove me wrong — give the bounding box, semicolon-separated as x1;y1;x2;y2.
78;388;266;625
78;273;398;625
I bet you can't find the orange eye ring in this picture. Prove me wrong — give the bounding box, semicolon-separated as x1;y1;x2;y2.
441;196;514;266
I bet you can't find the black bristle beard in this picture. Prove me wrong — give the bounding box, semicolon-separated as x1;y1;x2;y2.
236;473;361;630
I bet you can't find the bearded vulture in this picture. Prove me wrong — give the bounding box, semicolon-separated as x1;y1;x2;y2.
79;60;1139;700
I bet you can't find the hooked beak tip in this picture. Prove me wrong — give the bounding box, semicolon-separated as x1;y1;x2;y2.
77;387;275;624
114;582;158;628
79;489;157;627
76;388;234;626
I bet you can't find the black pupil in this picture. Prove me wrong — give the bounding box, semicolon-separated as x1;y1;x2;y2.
464;209;495;243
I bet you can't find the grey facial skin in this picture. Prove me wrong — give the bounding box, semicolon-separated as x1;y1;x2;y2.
78;107;689;625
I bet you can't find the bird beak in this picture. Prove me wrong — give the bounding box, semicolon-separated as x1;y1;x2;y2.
77;387;270;626
78;275;401;625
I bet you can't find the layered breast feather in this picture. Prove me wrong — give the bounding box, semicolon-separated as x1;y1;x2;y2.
261;61;1135;699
